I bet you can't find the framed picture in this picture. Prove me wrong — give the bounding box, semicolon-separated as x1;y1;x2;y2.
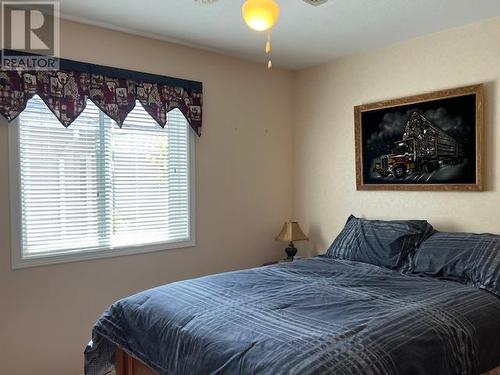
354;84;484;191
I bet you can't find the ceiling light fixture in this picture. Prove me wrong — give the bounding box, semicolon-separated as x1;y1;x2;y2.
242;0;280;69
197;0;329;69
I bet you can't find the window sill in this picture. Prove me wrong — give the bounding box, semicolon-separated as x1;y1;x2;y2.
11;239;196;269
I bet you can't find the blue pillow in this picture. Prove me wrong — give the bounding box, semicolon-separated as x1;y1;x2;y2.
412;231;500;297
326;215;434;270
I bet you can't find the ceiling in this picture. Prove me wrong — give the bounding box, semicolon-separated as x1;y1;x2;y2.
59;0;500;70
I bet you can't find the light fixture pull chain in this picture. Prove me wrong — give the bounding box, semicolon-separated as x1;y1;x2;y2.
266;30;272;69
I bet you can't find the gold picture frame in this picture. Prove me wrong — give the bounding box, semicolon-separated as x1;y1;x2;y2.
354;84;484;191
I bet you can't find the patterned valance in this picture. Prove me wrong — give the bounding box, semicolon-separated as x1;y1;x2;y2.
0;51;203;136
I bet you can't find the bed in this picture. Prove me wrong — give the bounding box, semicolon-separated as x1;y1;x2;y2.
85;256;500;375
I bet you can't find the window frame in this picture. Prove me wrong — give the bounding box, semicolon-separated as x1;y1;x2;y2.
8;107;196;269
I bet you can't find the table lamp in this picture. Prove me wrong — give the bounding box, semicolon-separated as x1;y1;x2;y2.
275;221;308;261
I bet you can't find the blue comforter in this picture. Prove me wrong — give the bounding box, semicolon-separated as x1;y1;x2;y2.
84;257;500;375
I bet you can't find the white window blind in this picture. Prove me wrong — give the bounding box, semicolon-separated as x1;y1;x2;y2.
11;95;194;267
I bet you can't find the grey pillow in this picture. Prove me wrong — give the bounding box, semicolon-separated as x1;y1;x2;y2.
412;231;500;297
326;215;434;270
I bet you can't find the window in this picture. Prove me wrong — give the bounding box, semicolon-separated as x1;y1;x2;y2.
9;95;195;268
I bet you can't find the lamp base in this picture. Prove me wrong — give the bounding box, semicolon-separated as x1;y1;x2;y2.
284;242;297;261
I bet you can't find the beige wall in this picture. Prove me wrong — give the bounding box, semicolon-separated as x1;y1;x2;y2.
0;20;294;374
294;17;500;256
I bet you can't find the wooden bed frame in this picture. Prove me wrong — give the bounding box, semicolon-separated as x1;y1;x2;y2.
115;347;500;375
116;348;156;375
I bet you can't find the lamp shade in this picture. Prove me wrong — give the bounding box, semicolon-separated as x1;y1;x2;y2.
276;221;309;242
242;0;280;32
